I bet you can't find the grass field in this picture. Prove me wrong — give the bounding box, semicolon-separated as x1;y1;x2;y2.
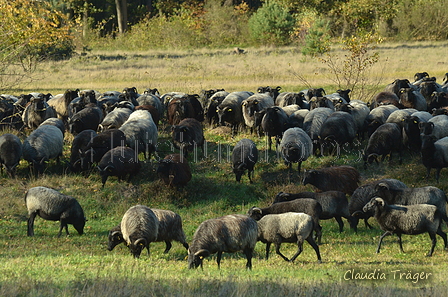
1;42;448;296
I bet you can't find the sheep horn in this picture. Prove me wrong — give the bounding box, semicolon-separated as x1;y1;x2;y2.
134;238;147;247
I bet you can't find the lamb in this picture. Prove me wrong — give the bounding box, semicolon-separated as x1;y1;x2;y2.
25;186;86;237
242;93;274;133
69;129;97;173
156;154;192;189
119;110;158;159
349;179;407;232
0;133;22;178
108;208;189;253
120;205;159;258
256;212;322;262
303;165;360;195
232;138;258;183
22;125;64;176
217;91;253;134
419;114;448;140
362;197;447;256
248;199;323;244
188;214;258;269
274;191;352;233
363;122;402;168
97;146;141;188
171;118;204;158
279;127;313;173
420;135;448;183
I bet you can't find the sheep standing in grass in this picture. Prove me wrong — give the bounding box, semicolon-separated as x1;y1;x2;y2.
97;146;141;188
420;135;448;183
171;118;204;158
121;205;159;258
69;129;97;173
256;212;321;262
0;133;22;178
232;138;258;183
303;165;360;195
363;197;447;256
188;214;257;269
363;122;403;168
279;127;313;174
25;186;86;237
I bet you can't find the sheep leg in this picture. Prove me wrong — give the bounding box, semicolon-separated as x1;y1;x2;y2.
243;247;253;270
216;251;223;269
27;212;37;236
364;218;373;229
335;216;344;233
305;236;322;263
58;221;69;238
436;227;447;250
274;235;289;261
314;222;322;245
427;232;437;257
248;170;253;184
425;167;431;180
289;238;304;262
163;241;172;253
376;231;392;253
435;168;441;183
265;242;271;260
396;233;404;253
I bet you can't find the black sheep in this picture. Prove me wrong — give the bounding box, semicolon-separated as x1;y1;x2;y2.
231;138;258;183
318;111;356;156
261;106;290;151
171;118;204;158
363;122;403;168
156;154;192;189
69;129;97;173
68;106;103;135
303;165;360;195
97;146;141;188
0;133;22;178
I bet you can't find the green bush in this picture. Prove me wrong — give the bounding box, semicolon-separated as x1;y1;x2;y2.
301;18;331;57
248;1;296;46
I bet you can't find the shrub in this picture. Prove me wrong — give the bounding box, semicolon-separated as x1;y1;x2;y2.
301;18;331;57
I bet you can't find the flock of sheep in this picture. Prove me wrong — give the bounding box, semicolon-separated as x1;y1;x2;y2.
1;71;448;268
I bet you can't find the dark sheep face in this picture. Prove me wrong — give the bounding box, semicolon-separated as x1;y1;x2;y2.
188;249;210;269
129;242;145;258
74;220;86;235
108;231;124;251
233;163;246;182
302;170;317;186
362;197;383;213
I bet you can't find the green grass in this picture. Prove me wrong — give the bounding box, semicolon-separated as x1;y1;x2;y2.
1;43;448;296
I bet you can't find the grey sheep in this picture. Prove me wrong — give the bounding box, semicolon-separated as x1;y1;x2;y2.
137;90;164;117
335;100;369;140
385;108;417;128
363;197;447;256
303;165;360;195
108;208;188;253
274;191;353;233
279;127;313;173
411;111;432;122
22;96;57;130
119;110;158;159
421;135;448;183
25;186;86;237
97;146;141;188
0;133;22;178
349;178;408;232
398;88;427;111
373;182;448;223
188;214;258;269
39;118;66;137
232;138;258;183
204;90;229;126
275;92;309;109
121;205;159;258
256;212;321;262
302;107;333;153
217;91;253;134
98;102;134;131
288;109;309;129
46;89;79;124
248;199;323;244
363;123;402;168
242;93;274;132
419;114;448;140
366;105;399;137
22;125;64;176
171;118;204;158
69;129;97;173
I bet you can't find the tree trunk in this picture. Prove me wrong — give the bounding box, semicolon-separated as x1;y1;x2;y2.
115;0;128;34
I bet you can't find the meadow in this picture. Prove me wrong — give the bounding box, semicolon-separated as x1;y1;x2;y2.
1;41;448;296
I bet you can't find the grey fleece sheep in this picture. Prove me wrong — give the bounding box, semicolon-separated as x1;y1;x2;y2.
366;105;399;136
22;96;57;130
242;93;274;131
385;108;417;128
98;103;133;131
232;138;258;183
256;212;321;262
318;111;356;155
349;178;407;232
421;135;448;183
97;146;141;188
188;214;258;269
217;91;253;134
279;127;313;173
363;122;403;168
39;118;66;137
121;205;159;258
25;186;86;237
119;110;158;159
302;107;333;152
0;133;22;178
22;125;64;176
363;197;447;256
248;199;323;244
108;208;188;253
419;114;448;140
274;191;352;233
303;165;361;195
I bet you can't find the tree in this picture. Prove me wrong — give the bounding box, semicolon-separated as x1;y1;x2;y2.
115;0;128;33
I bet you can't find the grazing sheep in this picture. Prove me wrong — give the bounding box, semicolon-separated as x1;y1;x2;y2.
349;179;408;232
188;214;258;269
274;191;352;233
22;125;64;176
69;129;97;173
108;209;188;253
97;146;141;188
119;110;158;159
302;107;333;153
68;105;103;136
137;90;164;118
373;183;448;222
421;135;448;183
419;114;448;140
366;105;399;137
303;165;360;195
217;91;253;134
0;133;22;177
256;212;322;262
22;96;57;130
25;186;86;237
261;106;290;151
98;102;134;131
156;154;192;189
248;199;323;244
335;100;370;140
279;127;313;173
171;118;204;158
318;111;356;156
363;123;402;168
242;93;274;132
275;92;309;109
121;205;159;258
369;91;401;109
363;197;447;256
232;138;258;183
39;117;66;137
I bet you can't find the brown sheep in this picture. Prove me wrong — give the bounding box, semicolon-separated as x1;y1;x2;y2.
47;89;79;124
303;165;361;195
167;94;203;125
156;154;192;190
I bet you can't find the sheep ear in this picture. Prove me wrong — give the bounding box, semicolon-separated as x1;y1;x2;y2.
194;249;210;258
